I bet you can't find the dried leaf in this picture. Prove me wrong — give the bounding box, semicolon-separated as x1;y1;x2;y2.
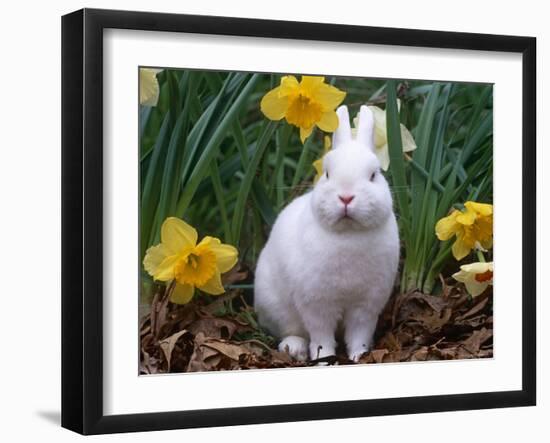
410;307;452;333
455;296;489;322
370;349;389;364
140;281;493;373
461;327;493;354
159;329;190;371
187;317;239;340
203;340;248;361
201;290;240;315
411;347;429;361
221;264;249;286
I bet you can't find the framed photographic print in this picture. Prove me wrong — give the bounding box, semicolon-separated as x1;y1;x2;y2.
61;8;536;435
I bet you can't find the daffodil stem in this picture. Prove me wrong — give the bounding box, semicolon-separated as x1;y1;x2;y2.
476;250;486;262
166;280;176;300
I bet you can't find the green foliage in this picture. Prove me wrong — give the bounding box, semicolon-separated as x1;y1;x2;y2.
385;80;493;292
140;70;493;296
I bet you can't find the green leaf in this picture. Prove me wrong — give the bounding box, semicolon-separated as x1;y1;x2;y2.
140;113;171;258
167;70;181;129
176;74;262;217
410;83;441;238
156;85;191;226
415;84;452;275
251;181;277;227
386;80;411;241
231;121;278;243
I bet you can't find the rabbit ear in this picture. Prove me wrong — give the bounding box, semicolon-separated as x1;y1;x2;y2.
332;105;352;148
355;105;375;151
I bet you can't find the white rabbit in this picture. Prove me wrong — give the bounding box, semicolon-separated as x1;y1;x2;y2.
254;105;400;362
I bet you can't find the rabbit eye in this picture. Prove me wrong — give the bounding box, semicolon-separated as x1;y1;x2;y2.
370;171;377;181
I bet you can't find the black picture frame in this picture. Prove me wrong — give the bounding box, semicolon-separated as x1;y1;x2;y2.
62;8;537;435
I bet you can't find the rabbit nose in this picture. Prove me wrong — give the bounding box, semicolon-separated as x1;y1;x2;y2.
339;195;355;205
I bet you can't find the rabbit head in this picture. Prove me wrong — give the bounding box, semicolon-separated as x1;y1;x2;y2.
311;105;394;232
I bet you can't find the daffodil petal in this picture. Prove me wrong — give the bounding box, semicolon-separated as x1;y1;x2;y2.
464;280;490;297
214;247;238;273
367;106;387;147
301;75;325;90
435;211;460;241
260;86;288;121
139;68;160;107
323;135;332;153
316;111;339;132
143;243;170;277
480;237;493;250
313;157;324;183
279;75;300;96
153;254;180;281
314;83;346;112
300;126;314;144
452;268;469;283
161;217;197;254
376;144;391;171
472;211;493;252
452;237;471;261
465;201;493;216
373;126;386;148
461;262;493;274
197;270;225;295
170;283;195;304
456;208;476;226
198;236;238;273
368;105;386;123
400;124;417;152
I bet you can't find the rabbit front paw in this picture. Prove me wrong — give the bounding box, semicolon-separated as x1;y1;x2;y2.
309;341;336;361
279;336;308;361
348;345;370;362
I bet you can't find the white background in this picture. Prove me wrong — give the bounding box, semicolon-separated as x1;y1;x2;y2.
0;0;546;441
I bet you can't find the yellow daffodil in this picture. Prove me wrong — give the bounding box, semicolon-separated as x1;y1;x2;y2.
313;136;332;183
261;75;346;143
452;262;493;297
435;201;493;261
352;103;416;171
143;217;238;304
139;68;163;107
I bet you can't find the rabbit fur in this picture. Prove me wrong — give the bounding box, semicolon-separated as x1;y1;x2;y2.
254;105;399;362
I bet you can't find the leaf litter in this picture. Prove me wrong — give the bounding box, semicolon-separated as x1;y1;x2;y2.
140;272;493;374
